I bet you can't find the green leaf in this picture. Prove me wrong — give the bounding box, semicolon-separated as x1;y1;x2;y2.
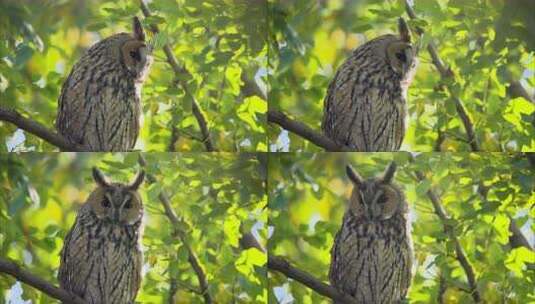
225;64;242;96
505;247;535;276
224;214;241;247
237;96;267;132
145;15;166;26
235;248;266;278
492;214;510;245
14;44;34;68
86;22;107;31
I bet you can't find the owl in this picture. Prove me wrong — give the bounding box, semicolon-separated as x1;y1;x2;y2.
322;18;417;151
56;17;153;151
329;162;413;303
58;168;145;304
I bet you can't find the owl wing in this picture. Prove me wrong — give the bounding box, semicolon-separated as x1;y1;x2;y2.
58;216;95;297
366;90;406;151
392;95;406;151
322;63;372;151
56;64;103;149
328;230;342;286
57;225;74;290
329;229;362;297
127;93;141;150
399;237;413;298
130;248;143;301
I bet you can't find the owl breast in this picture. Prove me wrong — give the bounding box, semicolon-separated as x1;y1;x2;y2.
329;213;413;304
58;208;143;304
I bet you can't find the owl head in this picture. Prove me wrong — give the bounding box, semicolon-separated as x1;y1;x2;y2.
345;162;407;221
118;17;153;81
382;18;417;80
85;168;145;225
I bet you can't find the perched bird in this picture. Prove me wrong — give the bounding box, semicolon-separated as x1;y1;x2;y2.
329;162;414;303
56;17;152;151
322;18;417;151
58;168;145;304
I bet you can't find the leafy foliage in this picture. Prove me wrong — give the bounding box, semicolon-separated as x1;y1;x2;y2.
0;153;267;303
268;0;535;152
0;0;268;152
268;153;534;303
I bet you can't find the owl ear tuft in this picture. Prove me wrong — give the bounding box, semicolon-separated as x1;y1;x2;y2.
398;17;411;43
381;162;397;184
128;170;145;190
346;165;364;186
92;168;111;187
133;16;146;41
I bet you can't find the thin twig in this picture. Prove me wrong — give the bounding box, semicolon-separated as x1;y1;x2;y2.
168;277;178;304
175;279;202;294
168;117;180;152
139;0;216;151
138;155;213;304
437;273;446;304
434;129;445;151
409;156;481;302
0;257;86;304
404;1;480;151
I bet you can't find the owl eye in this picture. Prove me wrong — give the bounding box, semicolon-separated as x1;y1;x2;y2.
101;198;111;208
377;194;388;204
129;50;141;61
124;200;132;209
395;52;407;63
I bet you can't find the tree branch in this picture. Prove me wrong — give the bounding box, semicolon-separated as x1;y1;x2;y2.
139;0;216;152
138;155;213;304
0;107;85;151
0;257;86;304
404;1;480;151
268;256;357;304
508;217;533;250
239;232;356;304
268;110;351;151
241;74;267;100
507;79;535;104
409;156;481;303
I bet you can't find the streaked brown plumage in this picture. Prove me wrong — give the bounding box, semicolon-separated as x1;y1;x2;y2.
329;162;413;303
322;19;417;151
56;17;152;151
58;168;145;304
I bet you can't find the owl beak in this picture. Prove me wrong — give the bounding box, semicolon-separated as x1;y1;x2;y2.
113;209;120;223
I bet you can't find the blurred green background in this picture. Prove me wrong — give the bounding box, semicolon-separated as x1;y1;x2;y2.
0;0;268;152
0;153;267;303
268;0;535;152
268;152;534;303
